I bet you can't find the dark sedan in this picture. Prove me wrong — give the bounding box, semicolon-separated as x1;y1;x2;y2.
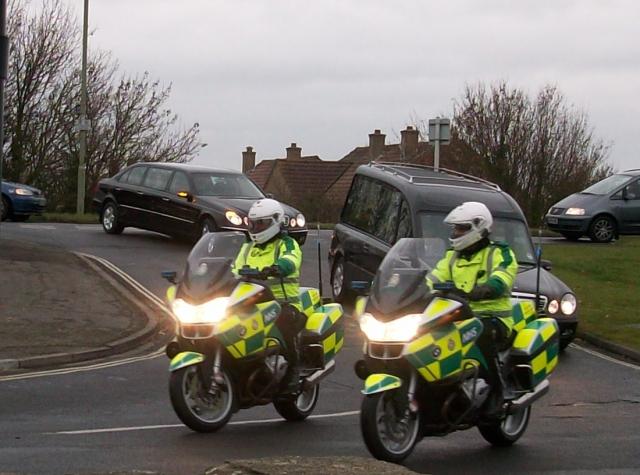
1;180;47;221
92;163;308;243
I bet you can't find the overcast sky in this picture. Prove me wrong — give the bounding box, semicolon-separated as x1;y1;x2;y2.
58;0;638;172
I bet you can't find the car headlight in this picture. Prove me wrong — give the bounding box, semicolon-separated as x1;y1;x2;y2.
289;218;297;227
296;213;306;228
561;293;577;315
171;297;229;324
225;210;243;226
565;208;585;216
359;312;422;342
14;188;34;196
547;299;559;314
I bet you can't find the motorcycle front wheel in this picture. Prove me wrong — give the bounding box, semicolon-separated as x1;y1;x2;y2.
360;391;420;463
169;365;236;432
478;404;531;446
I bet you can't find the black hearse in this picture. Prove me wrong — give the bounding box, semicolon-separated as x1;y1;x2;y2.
329;162;577;349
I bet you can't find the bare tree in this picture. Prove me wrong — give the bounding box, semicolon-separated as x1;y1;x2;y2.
3;0;204;211
453;81;611;225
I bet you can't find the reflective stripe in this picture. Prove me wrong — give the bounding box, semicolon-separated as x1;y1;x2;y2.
486;246;494;278
476;309;513;318
448;251;459;275
426;272;440;283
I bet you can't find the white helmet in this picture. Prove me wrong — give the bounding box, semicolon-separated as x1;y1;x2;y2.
444;201;493;251
247;198;285;244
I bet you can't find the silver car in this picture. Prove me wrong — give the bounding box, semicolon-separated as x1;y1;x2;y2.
545;169;640;242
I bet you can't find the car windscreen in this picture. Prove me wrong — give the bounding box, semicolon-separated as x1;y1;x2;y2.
192;173;265;198
418;212;537;265
582;174;631;195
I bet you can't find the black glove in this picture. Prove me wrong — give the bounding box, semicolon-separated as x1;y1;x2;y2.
261;265;282;278
447;286;470;300
467;284;496;301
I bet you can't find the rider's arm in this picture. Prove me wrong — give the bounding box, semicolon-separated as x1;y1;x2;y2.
274;236;302;277
425;250;454;290
232;242;252;276
468;244;518;300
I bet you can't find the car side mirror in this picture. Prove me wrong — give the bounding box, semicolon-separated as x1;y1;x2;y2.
350;280;371;296
176;190;193;202
266;193;274;199
161;271;178;284
540;259;552;271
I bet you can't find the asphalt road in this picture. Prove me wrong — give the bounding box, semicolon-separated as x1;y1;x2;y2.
1;223;639;475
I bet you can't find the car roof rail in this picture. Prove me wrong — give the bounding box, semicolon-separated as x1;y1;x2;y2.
368;161;501;191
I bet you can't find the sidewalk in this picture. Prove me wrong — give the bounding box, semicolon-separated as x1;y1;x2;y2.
0;238;164;373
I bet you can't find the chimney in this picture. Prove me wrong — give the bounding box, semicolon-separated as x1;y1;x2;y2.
368;129;386;160
286;142;302;160
400;126;419;160
242;146;256;173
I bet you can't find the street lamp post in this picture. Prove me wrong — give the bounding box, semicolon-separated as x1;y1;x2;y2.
76;0;90;214
0;0;8;234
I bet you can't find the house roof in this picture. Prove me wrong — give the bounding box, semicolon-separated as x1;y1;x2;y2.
276;159;350;203
246;160;277;188
339;143;435;165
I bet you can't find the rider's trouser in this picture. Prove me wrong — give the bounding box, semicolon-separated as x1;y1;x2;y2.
276;303;307;368
476;316;511;391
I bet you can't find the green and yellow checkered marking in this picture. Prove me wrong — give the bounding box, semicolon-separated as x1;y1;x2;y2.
299;287;321;317
511;301;537;333
512;317;559;386
217;301;282;359
169;351;204;372
363;373;402;395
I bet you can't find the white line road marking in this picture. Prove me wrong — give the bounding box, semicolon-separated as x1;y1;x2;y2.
51;410;361;435
75;224;101;230
19;224;56;230
571;343;640;370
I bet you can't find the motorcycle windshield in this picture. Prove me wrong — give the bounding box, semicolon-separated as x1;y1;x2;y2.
370;238;443;317
181;231;248;302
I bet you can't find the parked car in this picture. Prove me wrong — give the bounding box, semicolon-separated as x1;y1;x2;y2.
92;163;308;243
329;162;578;349
545;169;640;243
1;180;47;222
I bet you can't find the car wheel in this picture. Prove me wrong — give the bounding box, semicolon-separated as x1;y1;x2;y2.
561;232;581;241
101;202;124;235
330;256;351;303
1;196;11;221
588;215;616;243
200;217;217;236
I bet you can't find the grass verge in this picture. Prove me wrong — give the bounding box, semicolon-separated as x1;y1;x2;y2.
542;236;640;351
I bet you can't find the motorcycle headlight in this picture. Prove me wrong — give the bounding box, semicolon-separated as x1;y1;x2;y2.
359;313;422;342
561;293;577;315
225;210;243;226
171;297;229;324
547;299;559;314
565;208;585;216
15;188;34;196
296;213;306;228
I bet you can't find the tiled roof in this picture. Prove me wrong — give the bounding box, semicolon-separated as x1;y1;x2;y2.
246;160;276;188
276;160;350;204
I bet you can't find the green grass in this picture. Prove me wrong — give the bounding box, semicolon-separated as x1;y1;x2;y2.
542;236;640;351
29;212;100;224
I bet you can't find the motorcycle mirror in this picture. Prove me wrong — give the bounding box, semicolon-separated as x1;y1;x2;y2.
161;270;178;284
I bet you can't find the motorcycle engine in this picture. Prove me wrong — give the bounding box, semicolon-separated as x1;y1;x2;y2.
461;377;490;409
264;354;288;382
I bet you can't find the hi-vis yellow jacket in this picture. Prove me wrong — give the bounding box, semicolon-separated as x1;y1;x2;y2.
233;235;302;310
426;242;518;330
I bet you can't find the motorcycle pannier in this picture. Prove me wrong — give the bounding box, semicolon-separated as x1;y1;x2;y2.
510;317;559;390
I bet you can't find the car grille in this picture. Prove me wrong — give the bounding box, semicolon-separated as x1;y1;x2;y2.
549;207;565;215
181;324;215;339
512;292;548;315
368;342;405;360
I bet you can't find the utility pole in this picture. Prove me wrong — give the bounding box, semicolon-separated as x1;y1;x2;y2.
0;0;8;234
76;0;91;214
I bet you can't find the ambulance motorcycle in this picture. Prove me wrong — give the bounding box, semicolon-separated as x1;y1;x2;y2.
162;231;344;432
354;238;559;462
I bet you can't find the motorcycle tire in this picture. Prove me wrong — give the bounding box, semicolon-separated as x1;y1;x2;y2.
169;365;236;433
360;392;420;463
478;404;531;446
273;384;319;421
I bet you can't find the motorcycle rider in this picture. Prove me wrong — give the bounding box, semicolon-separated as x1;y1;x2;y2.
232;198;304;393
426;201;518;415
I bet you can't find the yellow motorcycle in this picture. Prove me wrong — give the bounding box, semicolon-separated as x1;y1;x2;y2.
354;238;559;462
162;231;344;432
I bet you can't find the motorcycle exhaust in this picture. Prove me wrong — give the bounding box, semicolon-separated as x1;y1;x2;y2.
507;379;549;414
303;359;335;390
